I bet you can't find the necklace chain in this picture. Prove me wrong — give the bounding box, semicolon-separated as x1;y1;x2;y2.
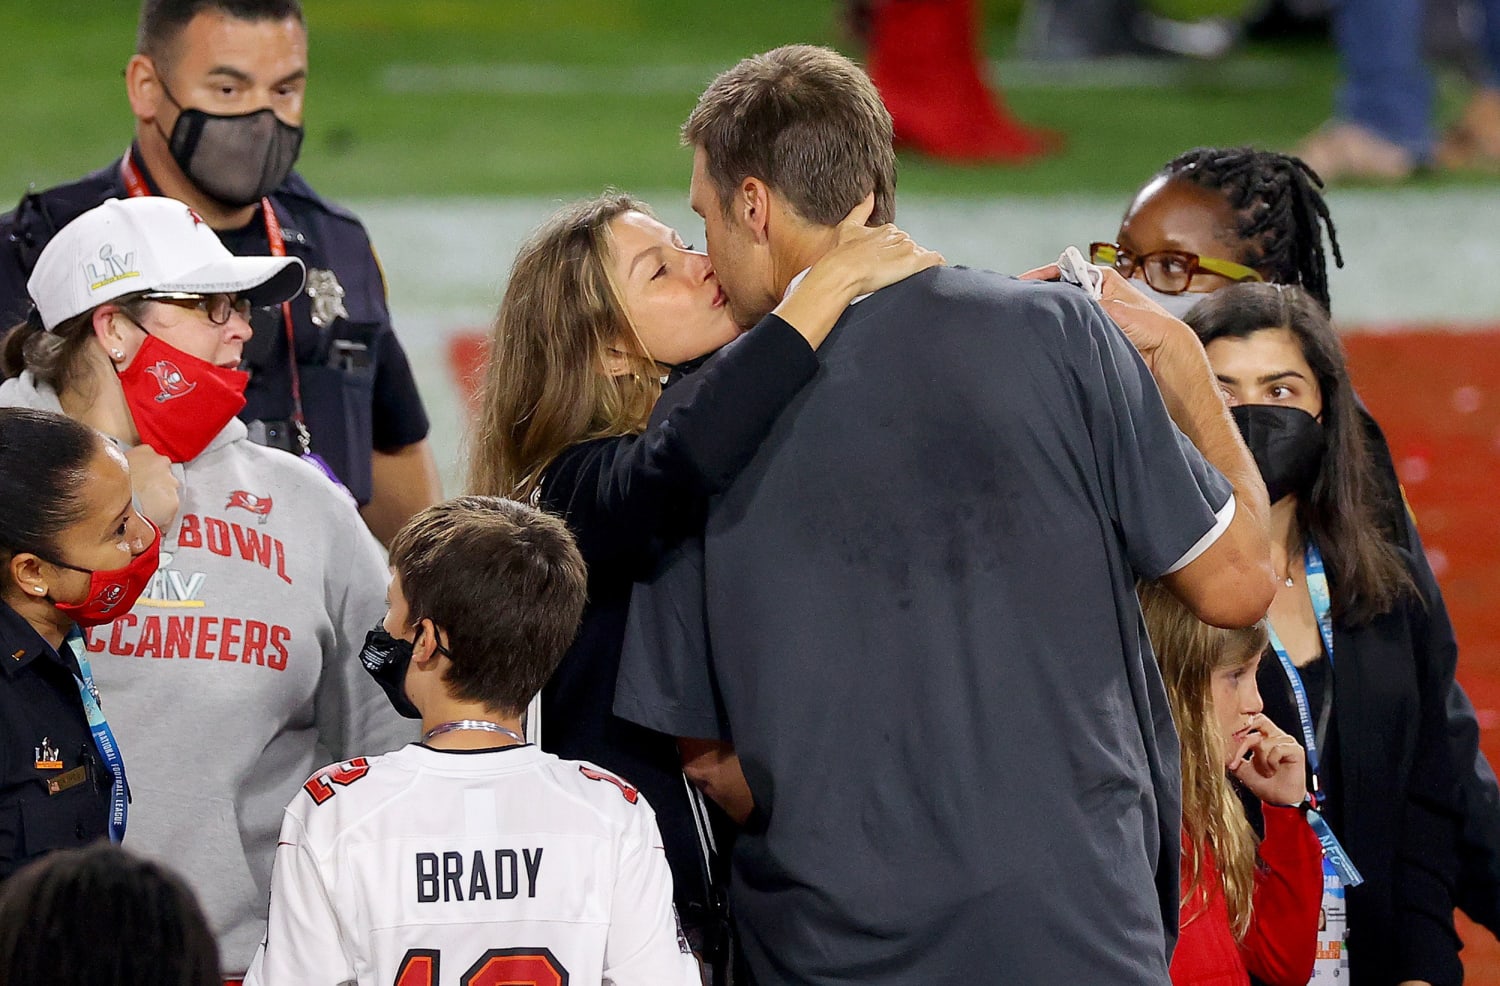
1277;539;1302;588
422;720;524;744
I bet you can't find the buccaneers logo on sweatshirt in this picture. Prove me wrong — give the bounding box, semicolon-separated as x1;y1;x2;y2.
227;491;274;524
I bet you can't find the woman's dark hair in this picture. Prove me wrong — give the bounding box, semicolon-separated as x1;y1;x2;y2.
1163;147;1343;314
0;844;220;986
1188;283;1411;624
0;408;100;567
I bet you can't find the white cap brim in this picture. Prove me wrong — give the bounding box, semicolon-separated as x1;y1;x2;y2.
155;254;307;308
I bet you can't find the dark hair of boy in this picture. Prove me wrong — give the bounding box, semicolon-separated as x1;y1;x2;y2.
683;44;897;226
0;844;220;986
137;0;305;64
1162;146;1343;314
388;496;587;715
0;407;102;565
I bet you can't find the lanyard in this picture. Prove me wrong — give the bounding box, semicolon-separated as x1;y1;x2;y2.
120;150;310;454
61;631;128;843
1266;542;1363;888
1266;541;1335;784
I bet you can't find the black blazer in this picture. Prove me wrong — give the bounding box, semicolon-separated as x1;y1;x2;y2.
535;316;817;924
1255;550;1464;986
1361;404;1500;936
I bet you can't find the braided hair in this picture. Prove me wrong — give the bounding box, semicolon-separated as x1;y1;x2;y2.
1162;147;1343;313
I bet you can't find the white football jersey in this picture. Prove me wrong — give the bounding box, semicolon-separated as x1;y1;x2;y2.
243;743;701;986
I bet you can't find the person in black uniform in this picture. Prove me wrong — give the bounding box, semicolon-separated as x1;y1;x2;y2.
0;0;441;544
0;408;159;880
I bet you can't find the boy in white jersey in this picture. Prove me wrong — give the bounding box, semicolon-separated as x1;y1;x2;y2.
245;496;701;986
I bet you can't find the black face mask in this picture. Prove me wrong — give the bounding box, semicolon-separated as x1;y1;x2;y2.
359;622;441;720
1231;403;1325;504
160;84;304;207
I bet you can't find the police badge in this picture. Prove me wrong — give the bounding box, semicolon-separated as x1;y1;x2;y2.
306;268;350;329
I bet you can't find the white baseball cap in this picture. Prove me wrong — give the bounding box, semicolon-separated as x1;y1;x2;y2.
27;196;307;330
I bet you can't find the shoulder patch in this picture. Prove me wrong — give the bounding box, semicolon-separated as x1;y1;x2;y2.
578;764;639;804
302;757;372;805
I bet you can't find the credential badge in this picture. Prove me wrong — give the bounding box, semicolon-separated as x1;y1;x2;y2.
306;268;350;329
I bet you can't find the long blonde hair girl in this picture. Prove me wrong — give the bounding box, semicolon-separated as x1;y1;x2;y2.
468;193;664;502
1139;581;1269;940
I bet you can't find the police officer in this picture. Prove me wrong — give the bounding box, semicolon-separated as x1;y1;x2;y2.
0;408;158;880
0;0;441;544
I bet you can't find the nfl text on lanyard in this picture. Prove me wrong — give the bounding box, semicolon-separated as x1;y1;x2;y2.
120;150;313;456
1266;541;1363;888
63;631;129;842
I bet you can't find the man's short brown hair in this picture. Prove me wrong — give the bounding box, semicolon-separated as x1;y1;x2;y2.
683;44;896;226
388;496;586;715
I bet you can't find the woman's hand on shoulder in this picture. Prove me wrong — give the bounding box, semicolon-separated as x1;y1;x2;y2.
773;194;943;351
1231;712;1309;807
802;193;945;300
125;444;180;531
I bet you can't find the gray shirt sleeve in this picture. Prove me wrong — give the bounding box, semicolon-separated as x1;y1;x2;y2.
615;534;729;742
1073;295;1233;580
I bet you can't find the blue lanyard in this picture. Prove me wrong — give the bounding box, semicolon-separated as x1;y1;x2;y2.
62;631;128;843
1265;543;1362;887
1265;542;1335;782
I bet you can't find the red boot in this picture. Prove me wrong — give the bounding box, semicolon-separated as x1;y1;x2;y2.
864;0;1063;163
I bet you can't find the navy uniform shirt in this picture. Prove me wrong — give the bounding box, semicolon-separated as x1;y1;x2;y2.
0;149;430;504
618;266;1232;986
0;599;111;880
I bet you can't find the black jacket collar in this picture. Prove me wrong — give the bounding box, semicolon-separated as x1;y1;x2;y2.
0;597;68;678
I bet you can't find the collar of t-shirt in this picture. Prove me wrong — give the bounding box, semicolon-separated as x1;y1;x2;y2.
785;267;873;306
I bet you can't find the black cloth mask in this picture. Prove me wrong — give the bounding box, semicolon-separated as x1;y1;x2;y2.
160;84;304;207
1231;403;1325;504
359;622;423;719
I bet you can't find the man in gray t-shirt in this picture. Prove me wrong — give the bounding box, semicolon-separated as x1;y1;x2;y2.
617;45;1276;986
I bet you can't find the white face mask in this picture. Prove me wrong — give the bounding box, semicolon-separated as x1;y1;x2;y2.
1132;281;1215;321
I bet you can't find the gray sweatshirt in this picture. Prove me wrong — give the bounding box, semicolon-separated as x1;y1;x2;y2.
0;373;412;974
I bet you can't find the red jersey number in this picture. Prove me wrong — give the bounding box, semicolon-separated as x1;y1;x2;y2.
393;949;439;986
393;947;567;986
302;758;372;805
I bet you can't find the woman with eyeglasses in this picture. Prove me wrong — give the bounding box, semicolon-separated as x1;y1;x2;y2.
0;407;156;881
0;197;405;978
1100;146;1500;952
1092;148;1336;321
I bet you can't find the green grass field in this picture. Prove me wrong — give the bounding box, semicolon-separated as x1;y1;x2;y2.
0;0;1376;203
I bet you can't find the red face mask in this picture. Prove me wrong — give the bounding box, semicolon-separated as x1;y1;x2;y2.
116;332;248;463
45;520;162;628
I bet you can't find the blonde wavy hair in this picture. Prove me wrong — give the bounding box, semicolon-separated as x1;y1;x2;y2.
467;193;663;502
1139;581;1268;940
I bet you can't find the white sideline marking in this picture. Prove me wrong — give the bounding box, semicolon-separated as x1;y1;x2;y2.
355;190;1500;491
